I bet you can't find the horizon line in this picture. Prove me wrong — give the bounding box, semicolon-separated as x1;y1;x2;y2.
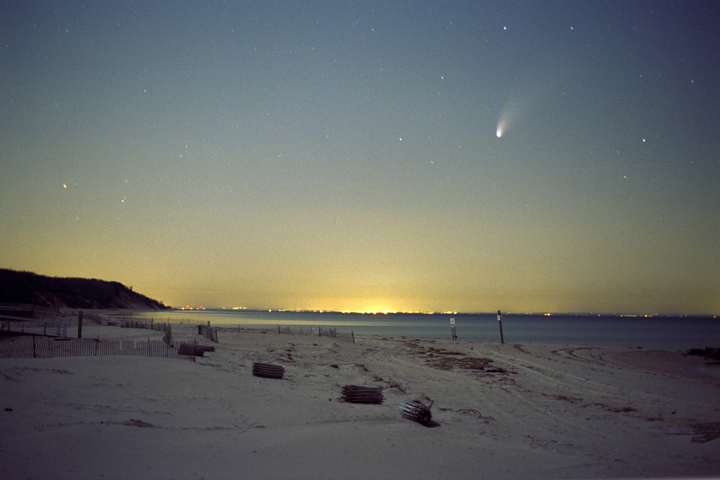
171;306;717;318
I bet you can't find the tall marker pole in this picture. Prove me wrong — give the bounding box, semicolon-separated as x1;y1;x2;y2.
497;310;504;344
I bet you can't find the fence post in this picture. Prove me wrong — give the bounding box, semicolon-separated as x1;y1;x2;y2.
497;310;504;344
78;311;83;339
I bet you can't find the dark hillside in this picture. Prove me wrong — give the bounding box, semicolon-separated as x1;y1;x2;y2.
0;269;169;310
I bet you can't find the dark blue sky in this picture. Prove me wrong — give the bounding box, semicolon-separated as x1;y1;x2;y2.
1;1;718;314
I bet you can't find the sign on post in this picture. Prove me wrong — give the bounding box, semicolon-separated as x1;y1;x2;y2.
450;317;457;341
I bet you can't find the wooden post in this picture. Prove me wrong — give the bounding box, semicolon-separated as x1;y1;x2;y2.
352;331;355;344
78;311;83;339
497;310;504;344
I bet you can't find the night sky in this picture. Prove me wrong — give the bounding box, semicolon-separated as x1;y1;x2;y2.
1;1;718;314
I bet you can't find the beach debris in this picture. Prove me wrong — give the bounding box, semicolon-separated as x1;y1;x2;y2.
177;343;215;357
341;385;384;404
252;362;285;379
665;423;720;443
401;400;432;425
384;380;409;393
686;347;720;360
426;354;493;371
124;419;154;428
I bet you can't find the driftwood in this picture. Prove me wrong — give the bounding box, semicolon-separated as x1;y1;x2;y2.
341;385;384;404
401;400;432;425
691;423;720;442
252;362;285;379
666;423;720;443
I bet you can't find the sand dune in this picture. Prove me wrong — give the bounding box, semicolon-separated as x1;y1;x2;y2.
1;321;719;479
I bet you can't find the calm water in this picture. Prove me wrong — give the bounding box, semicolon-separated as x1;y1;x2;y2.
109;310;720;351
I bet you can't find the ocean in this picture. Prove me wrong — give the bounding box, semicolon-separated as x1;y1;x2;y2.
108;310;720;351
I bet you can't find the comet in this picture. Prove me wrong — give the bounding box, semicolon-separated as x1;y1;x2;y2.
495;104;516;138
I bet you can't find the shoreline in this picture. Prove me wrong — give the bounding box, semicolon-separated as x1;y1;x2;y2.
53;308;720;352
2;322;719;479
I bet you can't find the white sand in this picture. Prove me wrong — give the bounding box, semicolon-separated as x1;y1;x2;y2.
1;320;719;479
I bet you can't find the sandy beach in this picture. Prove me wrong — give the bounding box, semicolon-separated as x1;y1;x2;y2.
1;318;719;479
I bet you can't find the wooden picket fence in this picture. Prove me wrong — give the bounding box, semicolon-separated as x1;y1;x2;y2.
0;319;69;338
0;335;196;361
198;322;219;343
119;319;171;333
276;325;355;343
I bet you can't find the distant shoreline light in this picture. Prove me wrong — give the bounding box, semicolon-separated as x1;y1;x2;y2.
169;307;714;318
